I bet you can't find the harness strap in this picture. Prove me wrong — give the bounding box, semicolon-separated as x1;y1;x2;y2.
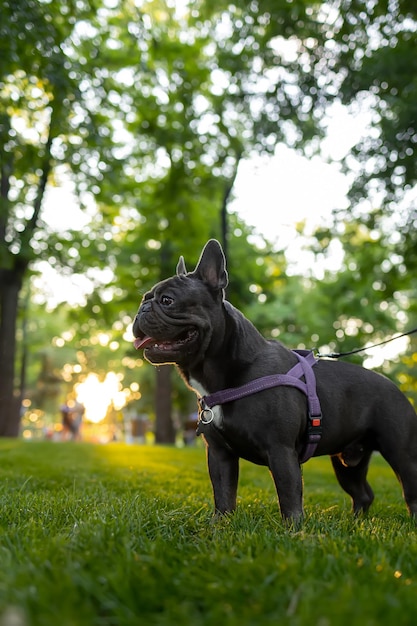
199;349;322;464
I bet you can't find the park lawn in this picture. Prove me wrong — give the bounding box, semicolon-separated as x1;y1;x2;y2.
0;440;417;626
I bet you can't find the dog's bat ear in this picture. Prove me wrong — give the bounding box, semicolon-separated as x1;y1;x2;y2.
194;239;228;291
176;255;187;276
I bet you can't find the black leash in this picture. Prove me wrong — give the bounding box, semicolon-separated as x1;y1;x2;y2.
316;326;417;359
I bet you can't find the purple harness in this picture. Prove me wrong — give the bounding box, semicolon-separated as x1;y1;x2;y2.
197;349;322;464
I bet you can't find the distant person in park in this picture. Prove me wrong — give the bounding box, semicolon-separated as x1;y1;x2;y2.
60;400;85;441
60;402;73;440
183;411;198;446
71;401;85;441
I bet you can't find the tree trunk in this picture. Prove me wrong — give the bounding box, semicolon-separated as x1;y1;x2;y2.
0;269;23;436
154;365;176;443
220;150;242;285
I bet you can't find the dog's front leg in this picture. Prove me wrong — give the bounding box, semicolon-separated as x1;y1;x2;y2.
207;445;239;515
268;449;304;525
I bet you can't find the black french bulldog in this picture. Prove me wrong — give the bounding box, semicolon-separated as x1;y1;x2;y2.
133;239;417;524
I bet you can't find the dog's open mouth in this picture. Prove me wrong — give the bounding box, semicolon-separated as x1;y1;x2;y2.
133;328;198;353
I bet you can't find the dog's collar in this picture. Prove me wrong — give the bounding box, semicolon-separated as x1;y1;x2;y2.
197;349;322;464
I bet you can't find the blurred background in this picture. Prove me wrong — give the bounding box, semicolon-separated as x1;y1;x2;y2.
1;0;416;444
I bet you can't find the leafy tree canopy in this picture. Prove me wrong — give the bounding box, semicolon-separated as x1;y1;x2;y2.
2;0;417;435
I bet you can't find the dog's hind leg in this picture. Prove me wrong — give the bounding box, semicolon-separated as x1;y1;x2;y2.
400;475;417;520
378;448;417;519
331;451;374;515
373;413;417;519
398;473;417;520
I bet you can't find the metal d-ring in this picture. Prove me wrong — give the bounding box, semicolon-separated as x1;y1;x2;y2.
199;407;214;425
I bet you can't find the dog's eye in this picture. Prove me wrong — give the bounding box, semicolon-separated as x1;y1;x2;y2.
160;295;174;306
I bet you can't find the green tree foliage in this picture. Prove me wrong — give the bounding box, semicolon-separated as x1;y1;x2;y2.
0;0;334;436
324;0;417;313
302;0;417;397
308;215;417;403
331;0;417;203
0;0;90;434
3;0;417;438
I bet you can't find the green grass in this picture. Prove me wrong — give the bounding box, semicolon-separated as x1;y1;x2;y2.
1;441;417;626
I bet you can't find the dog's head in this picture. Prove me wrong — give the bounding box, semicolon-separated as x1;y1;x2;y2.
132;239;228;367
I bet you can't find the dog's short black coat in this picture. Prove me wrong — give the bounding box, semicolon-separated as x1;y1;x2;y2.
133;239;417;523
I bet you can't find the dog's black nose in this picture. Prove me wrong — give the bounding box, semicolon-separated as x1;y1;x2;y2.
141;301;152;313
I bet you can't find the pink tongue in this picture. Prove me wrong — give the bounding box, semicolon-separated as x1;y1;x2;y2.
134;336;155;350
